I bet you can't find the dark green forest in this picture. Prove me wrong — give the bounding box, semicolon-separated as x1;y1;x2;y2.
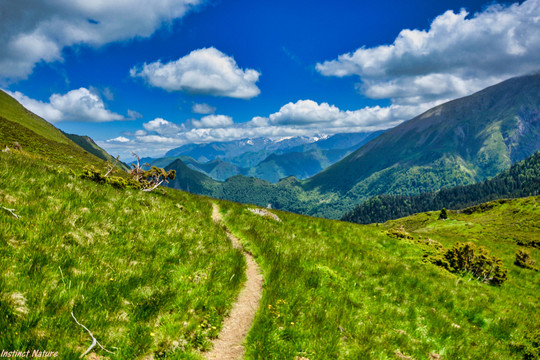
342;151;540;224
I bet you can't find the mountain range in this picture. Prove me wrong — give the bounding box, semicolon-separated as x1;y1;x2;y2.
1;72;539;220
164;72;540;219
143;132;382;182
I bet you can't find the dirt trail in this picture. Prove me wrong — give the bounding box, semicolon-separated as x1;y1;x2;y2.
205;203;263;360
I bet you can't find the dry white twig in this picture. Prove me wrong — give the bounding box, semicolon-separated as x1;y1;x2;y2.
141;179;164;192
2;206;20;219
71;312;115;358
104;155;122;177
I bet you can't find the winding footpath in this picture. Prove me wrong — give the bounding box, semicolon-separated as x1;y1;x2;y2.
205;203;263;360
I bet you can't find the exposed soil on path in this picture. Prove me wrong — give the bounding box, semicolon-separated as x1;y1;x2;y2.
205;203;263;360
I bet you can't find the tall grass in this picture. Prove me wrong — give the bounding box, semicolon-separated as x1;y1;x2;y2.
0;152;245;359
219;198;539;359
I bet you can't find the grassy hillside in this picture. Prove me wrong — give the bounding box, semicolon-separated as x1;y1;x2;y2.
0;90;113;169
343;150;540;224
306;73;540;195
0;152;245;359
62;131;130;171
219;197;539;359
1;149;538;359
0;90;71;145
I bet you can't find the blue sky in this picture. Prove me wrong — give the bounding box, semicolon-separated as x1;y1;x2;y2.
1;0;538;160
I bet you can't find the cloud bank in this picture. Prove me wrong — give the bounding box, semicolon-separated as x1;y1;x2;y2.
0;0;202;81
316;0;540;104
101;98;435;159
130;47;261;99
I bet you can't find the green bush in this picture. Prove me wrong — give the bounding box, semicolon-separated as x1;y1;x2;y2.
438;207;448;220
81;163;175;191
80;166;141;190
387;227;414;240
431;242;508;286
512;328;540;359
80;165;106;184
514;249;538;271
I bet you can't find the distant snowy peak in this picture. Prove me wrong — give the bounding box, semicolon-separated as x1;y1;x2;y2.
164;131;383;163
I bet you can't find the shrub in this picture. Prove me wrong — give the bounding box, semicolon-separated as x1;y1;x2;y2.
512;328;540;359
130;153;176;192
438;208;448;220
430;242;507;286
80;166;140;190
80;154;175;192
387;226;414;240
523;329;540;360
80;166;106;184
515;249;538;271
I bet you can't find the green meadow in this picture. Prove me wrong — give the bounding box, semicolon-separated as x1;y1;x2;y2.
219;197;539;359
0;152;245;359
0;148;538;359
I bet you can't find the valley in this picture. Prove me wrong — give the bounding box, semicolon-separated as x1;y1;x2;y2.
1;55;539;360
1;148;538;359
1;77;539;358
164;73;540;220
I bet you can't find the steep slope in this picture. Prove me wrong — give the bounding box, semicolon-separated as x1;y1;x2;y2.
0;90;71;145
305;73;540;196
342;151;540;224
62;131;130;171
165;158;221;194
0;90;112;168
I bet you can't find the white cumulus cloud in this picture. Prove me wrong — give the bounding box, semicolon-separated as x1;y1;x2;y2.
130;47;261;99
192;114;233;128
316;0;540;104
106;136;130;143
265;99;432;131
0;0;203;81
192;103;216;114
5;88;126;122
143;118;182;136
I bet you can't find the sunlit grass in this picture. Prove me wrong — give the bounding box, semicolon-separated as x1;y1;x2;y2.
0;152;245;359
219;197;539;359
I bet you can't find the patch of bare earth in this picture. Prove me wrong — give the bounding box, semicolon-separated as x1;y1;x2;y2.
205;203;263;360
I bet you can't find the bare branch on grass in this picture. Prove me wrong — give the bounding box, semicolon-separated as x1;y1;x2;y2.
71;312;115;358
2;206;20;219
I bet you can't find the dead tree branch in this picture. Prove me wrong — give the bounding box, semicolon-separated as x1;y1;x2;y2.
2;206;20;219
141;179;164;192
104;155;122;177
71;312;115;358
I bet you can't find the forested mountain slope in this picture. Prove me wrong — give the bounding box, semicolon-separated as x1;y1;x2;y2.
342;151;540;224
306;73;540;196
